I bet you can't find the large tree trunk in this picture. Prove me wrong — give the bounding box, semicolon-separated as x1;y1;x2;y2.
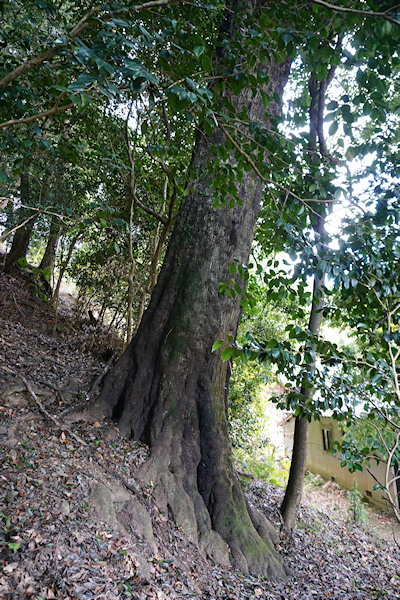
90;2;291;579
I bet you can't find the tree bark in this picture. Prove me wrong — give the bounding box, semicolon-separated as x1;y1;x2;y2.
4;171;33;273
280;254;325;533
90;1;291;579
280;414;309;532
39;217;60;281
4;224;32;272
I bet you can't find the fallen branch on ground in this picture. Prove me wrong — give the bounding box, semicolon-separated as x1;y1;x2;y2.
21;375;86;445
59;350;119;418
20;374;157;520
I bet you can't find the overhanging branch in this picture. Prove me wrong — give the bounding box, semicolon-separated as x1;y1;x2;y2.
0;101;74;130
311;0;400;27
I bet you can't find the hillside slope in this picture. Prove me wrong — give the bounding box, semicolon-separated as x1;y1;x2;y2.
0;270;399;599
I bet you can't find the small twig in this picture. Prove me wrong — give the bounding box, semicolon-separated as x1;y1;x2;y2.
20;373;163;540
87;351;119;399
393;528;400;549
21;375;85;445
11;290;24;316
36;378;60;393
59;350;118;417
311;0;400;28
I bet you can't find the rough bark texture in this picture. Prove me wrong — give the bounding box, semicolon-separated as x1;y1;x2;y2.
5;172;33;273
4;225;32;273
39;223;60;281
280;415;309;533
90;1;291;580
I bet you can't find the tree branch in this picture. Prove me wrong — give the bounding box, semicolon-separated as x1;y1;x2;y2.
20;375;159;514
0;210;41;245
0;101;74;130
0;200;72;245
310;0;400;27
21;376;85;446
219;121;325;217
0;48;61;91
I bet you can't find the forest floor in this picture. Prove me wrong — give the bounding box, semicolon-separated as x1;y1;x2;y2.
1;269;400;599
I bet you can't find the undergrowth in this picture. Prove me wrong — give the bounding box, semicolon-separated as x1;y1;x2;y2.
347;482;368;525
229;363;289;486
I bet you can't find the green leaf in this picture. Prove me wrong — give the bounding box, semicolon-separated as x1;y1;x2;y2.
221;347;233;361
113;218;127;227
7;542;20;550
193;46;205;57
203;118;213;136
202;53;212;74
282;32;293;46
371;373;382;384
51;84;71;94
329;121;338;136
326;100;338;110
68;73;98;92
95;57;114;75
212;340;223;352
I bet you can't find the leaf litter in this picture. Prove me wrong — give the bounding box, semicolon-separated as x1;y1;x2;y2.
0;270;400;599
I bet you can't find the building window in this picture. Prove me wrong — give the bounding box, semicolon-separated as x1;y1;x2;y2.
322;428;332;451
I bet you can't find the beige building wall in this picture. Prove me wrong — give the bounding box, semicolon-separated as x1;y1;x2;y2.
284;415;395;511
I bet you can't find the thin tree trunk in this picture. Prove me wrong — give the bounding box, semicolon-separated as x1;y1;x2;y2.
4;171;33;273
51;232;81;332
280;65;336;532
4;225;32;272
98;299;107;324
281;415;309;531
134;187;174;334
39;217;60;280
126;193;137;345
280;259;325;532
89;2;292;577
